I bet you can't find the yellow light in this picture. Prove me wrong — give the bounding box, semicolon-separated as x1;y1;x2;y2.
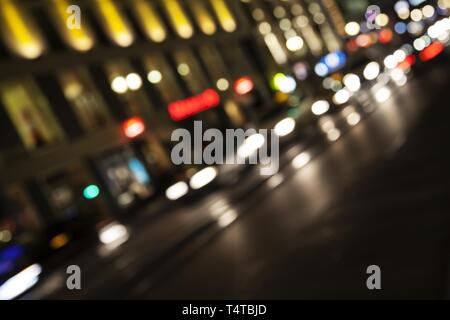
50;233;70;250
209;0;237;32
94;0;134;47
345;21;360;36
131;0;166;42
375;13;389;27
162;0;194;39
50;0;94;51
0;0;45;59
190;0;217;35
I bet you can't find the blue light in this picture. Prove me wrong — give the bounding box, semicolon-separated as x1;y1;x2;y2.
128;158;151;185
317;51;347;76
395;22;407;34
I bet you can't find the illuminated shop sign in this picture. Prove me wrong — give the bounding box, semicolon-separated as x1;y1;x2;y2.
168;89;220;121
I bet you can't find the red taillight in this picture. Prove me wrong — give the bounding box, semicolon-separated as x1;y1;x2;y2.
420;42;445;61
233;76;254;95
122;116;146;138
398;54;416;70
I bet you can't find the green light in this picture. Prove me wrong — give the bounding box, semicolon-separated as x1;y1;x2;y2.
83;185;100;200
272;73;286;91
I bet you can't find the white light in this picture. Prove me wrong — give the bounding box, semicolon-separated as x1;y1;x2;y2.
363;62;380;80
347;112;361;126
395;76;408;87
374;87;392;103
410;9;423;22
375;14;389;27
267;174;284;188
314;63;328;77
189;167;218;190
216;78;229;91
413;38;426;51
217;210;238;228
147;70;162;84
111;76;128;94
333;88;351;105
286;36;304;52
390;68;405;82
327;128;341;141
238;134;266;158
324;53;341;69
99;222;129;246
393;49;407;63
0;264;42;300
126;73;142;91
345;21;360;36
311;100;330;116
292;152;311;169
277;75;297;93
274;118;296;137
384;55;398;69
422;5;435;18
264;33;288;65
407;21;424;35
343;73;361;92
165;182;189;200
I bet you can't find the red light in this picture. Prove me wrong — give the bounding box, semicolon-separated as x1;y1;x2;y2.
378;28;393;44
398;54;416;70
356;34;372;48
168;89;221;121
234;76;254;95
123;116;145;138
420;42;445;62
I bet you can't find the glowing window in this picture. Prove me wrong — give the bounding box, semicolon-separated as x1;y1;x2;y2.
0;79;65;149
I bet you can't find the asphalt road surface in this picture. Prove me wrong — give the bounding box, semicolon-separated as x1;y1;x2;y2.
28;63;450;300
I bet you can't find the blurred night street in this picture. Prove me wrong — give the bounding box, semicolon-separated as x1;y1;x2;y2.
1;0;450;301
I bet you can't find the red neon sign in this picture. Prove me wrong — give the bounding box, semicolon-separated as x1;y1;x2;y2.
168;89;220;121
122;116;146;138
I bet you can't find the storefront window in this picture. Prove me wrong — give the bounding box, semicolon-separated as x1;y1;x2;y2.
173;48;210;95
144;53;184;103
0;79;65;150
96;148;153;208
0;0;46;59
198;44;231;88
131;0;167;43
39;163;106;222
47;0;95;52
58;68;111;132
94;0;134;47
